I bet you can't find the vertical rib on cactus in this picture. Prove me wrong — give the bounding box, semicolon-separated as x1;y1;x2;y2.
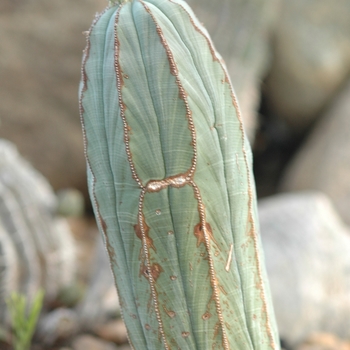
79;0;280;349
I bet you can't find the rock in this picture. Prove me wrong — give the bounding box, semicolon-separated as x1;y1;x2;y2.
264;0;350;131
259;192;350;347
187;0;279;141
280;79;350;226
37;308;79;346
71;335;118;350
0;0;17;12
297;333;350;350
0;139;77;323
94;319;128;345
0;0;106;199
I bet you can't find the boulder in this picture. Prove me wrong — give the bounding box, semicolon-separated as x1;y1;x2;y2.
0;0;106;198
280;79;350;226
259;192;350;347
264;0;350;131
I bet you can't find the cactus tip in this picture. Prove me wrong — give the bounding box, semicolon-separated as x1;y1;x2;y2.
108;0;130;6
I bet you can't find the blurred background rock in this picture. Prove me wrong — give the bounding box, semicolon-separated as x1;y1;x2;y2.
0;0;106;203
0;0;349;349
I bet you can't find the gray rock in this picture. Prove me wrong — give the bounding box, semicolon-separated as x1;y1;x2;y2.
280;79;350;226
265;0;350;131
259;192;350;347
0;0;106;198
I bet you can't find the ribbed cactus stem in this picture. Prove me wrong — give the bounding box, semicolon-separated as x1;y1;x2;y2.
80;1;280;349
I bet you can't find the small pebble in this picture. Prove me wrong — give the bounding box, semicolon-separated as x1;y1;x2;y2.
94;319;128;345
72;334;118;350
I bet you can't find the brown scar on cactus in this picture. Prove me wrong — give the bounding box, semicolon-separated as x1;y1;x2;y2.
194;222;219;249
134;219;156;253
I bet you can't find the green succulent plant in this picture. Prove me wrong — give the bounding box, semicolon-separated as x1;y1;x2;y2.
6;290;44;350
79;0;280;349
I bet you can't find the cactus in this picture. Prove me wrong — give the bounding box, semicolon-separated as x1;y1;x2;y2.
0;139;77;324
79;0;280;349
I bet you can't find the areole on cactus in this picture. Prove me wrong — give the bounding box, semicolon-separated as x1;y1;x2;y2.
79;0;280;349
